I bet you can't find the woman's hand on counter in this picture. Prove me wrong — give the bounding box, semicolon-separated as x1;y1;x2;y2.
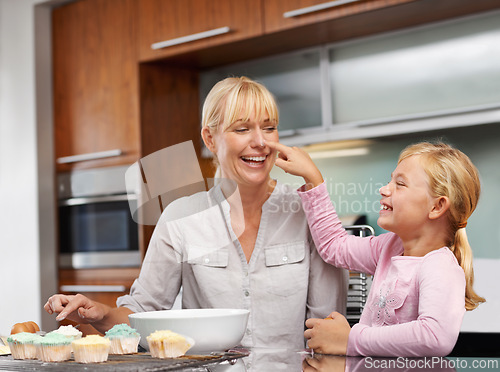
304;311;350;356
44;293;108;323
44;293;133;333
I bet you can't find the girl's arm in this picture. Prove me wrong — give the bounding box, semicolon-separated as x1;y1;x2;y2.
348;251;466;357
268;141;385;273
301;180;392;275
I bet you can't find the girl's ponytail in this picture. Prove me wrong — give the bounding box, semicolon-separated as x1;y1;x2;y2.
452;228;485;310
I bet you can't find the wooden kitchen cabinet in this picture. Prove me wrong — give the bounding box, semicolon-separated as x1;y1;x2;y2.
137;0;263;62
263;0;418;34
53;0;141;172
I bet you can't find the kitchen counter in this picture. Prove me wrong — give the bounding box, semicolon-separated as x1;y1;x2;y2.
1;348;499;371
0;351;246;371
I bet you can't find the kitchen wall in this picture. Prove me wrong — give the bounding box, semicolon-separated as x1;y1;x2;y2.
272;123;500;331
0;0;59;335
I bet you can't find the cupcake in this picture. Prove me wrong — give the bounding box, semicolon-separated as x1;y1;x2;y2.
7;332;42;360
51;325;82;343
105;323;140;354
146;330;194;358
71;335;110;363
35;332;72;362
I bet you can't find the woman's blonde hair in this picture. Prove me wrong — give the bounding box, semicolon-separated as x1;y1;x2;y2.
399;142;485;311
202;76;279;133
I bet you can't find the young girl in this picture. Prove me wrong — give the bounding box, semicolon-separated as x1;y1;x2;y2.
267;141;485;357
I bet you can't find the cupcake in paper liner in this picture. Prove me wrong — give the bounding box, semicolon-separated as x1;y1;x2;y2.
51;325;82;342
147;330;194;358
105;323;140;354
35;332;72;362
71;334;110;363
7;332;42;360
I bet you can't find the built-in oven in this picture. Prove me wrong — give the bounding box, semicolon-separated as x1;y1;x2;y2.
57;165;141;269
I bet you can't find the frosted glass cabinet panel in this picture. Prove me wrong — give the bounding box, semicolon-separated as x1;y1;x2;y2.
200;49;322;134
329;12;500;124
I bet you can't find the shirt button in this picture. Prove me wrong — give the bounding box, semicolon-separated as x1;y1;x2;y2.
246;329;252;335
204;258;210;264
282;256;288;262
244;290;250;297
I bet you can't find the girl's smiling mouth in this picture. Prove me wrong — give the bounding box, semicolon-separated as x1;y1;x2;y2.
380;203;393;211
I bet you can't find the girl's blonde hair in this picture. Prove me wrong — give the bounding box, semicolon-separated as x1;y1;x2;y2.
202;76;279;133
399;142;485;311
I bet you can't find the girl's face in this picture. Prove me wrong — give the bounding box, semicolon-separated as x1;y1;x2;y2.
378;155;435;238
210;111;279;187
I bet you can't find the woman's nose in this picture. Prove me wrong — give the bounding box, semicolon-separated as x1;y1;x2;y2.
251;129;265;148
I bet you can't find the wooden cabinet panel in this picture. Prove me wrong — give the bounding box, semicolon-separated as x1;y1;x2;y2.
138;0;263;62
263;0;418;34
53;0;141;171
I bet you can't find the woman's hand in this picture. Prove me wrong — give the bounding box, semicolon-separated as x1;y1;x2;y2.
266;141;324;190
304;311;351;355
44;293;110;324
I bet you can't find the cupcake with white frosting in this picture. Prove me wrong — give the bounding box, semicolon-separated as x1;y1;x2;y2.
51;325;82;343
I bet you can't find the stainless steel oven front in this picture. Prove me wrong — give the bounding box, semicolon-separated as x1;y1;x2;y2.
57;165;141;269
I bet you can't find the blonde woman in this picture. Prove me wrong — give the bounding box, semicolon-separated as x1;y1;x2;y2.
45;77;348;350
269;141;485;356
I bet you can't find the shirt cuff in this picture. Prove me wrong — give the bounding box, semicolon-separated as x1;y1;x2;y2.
346;323;364;356
297;181;327;196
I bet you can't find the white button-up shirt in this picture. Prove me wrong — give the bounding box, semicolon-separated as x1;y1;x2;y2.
117;181;348;349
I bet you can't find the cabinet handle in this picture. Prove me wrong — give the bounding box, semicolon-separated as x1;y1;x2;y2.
60;285;127;293
151;26;231;50
56;149;123;164
283;0;361;18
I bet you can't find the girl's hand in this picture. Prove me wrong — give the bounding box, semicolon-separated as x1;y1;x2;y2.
304;311;351;355
266;141;324;190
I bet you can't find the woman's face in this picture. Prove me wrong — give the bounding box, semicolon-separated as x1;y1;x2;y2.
210;111;279;187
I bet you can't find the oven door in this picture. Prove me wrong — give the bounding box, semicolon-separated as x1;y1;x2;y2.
58;194;140;269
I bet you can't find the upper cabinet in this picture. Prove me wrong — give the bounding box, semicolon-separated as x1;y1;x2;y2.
137;0;263;62
201;9;500;147
53;0;141;171
263;0;417;34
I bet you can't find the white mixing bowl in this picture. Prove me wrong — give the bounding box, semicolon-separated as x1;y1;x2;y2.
129;308;250;354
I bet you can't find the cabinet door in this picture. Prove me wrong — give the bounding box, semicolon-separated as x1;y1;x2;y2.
138;0;263;62
264;0;417;34
53;0;140;171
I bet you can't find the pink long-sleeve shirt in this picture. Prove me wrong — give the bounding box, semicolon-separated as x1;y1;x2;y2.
298;182;466;357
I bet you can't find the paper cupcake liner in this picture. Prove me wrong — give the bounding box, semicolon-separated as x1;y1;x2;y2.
8;343;37;360
36;344;72;362
108;336;140;355
72;344;110;363
148;337;193;359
